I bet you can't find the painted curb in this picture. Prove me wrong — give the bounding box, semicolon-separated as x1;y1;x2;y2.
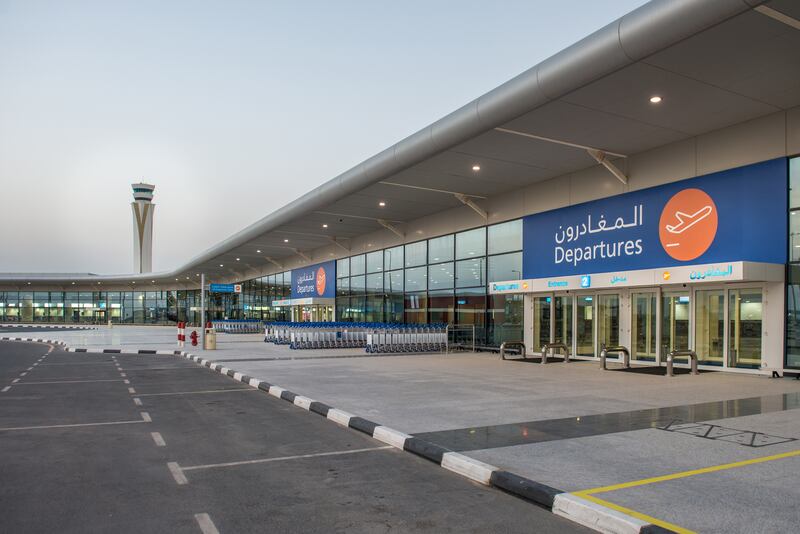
0;337;666;534
0;324;96;330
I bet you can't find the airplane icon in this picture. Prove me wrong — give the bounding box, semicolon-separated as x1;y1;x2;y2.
665;205;713;234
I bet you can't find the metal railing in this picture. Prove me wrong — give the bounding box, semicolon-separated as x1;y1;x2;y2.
666;349;699;377
540;342;570;364
500;341;526;360
600;344;630;370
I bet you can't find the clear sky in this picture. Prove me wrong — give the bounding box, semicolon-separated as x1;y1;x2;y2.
0;0;646;274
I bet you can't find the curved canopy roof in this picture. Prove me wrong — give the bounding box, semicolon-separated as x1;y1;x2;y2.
4;0;800;289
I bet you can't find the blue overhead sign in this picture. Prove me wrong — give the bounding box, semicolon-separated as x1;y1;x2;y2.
290;260;336;299
522;158;787;279
209;283;241;293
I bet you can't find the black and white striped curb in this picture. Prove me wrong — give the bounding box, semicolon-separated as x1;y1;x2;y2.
177;351;669;534
0;336;667;534
66;348;186;355
0;324;96;330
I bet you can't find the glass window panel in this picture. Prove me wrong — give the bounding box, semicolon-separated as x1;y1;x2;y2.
790;157;800;208
428;235;454;263
488;219;522;255
456;258;486;288
336;277;350;296
366;251;383;273
384;270;403;294
350;255;366;276
404;292;427;324
366;273;383;293
488;252;522;283
456;288;486;345
695;289;725;366
787;266;800;368
336;258;349;278
404;241;427;267
428;290;454;324
350;275;366;294
404;267;427;292
729;288;762;369
487;294;523;346
384;246;404;271
428;262;454;290
456;227;485;260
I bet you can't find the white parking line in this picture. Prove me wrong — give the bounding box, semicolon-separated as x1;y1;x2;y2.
26;367;33;371
167;462;188;485
0;419;148;431
181;446;392;472
140;412;152;422
151;432;166;447
123;379;130;384
194;513;220;534
128;387;136;394
11;379;19;384
136;388;257;397
120;373;127;377
19;372;27;377
1;386;10;393
11;379;121;385
133;397;143;406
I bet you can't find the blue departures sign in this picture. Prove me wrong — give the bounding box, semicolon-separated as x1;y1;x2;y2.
522;158;787;279
290;260;336;299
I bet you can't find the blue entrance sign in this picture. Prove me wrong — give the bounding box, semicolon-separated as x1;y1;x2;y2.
290;260;336;299
209;283;241;293
523;158;787;279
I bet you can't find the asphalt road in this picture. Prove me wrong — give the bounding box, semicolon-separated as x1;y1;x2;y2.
0;339;588;533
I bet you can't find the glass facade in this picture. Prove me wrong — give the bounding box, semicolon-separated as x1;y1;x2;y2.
0;221;523;344
330;222;523;345
786;156;800;368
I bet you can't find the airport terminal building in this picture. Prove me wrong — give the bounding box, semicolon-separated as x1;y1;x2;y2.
2;0;800;374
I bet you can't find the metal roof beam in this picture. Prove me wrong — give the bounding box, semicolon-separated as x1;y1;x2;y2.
292;248;312;262
454;193;488;219
377;219;404;238
328;237;350;253
587;149;628;185
264;256;283;270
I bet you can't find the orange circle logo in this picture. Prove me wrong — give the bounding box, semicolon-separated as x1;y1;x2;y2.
315;267;326;296
659;188;718;261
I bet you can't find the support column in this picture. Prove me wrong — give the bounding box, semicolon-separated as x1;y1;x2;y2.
200;273;206;350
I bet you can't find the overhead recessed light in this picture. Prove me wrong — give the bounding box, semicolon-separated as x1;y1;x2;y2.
256;249;261;253
649;95;662;104
283;239;289;243
472;165;481;171
132;281;135;284
219;264;224;267
196;274;200;276
236;258;240;261
322;224;328;228
27;282;31;285
72;282;75;285
151;280;155;283
378;201;386;207
175;278;179;281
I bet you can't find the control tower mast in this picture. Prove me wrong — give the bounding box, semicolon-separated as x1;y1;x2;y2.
131;183;155;273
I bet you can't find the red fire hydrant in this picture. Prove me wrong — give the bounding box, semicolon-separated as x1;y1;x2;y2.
190;330;199;346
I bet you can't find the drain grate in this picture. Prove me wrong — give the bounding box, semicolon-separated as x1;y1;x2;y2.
658;420;796;447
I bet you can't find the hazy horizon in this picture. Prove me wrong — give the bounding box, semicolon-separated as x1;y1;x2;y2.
0;0;646;274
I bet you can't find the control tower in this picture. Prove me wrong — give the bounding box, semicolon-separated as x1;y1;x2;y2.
131;183;155;273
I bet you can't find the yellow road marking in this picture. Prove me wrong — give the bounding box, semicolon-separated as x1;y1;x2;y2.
573;449;800;534
575;449;800;496
580;493;695;534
